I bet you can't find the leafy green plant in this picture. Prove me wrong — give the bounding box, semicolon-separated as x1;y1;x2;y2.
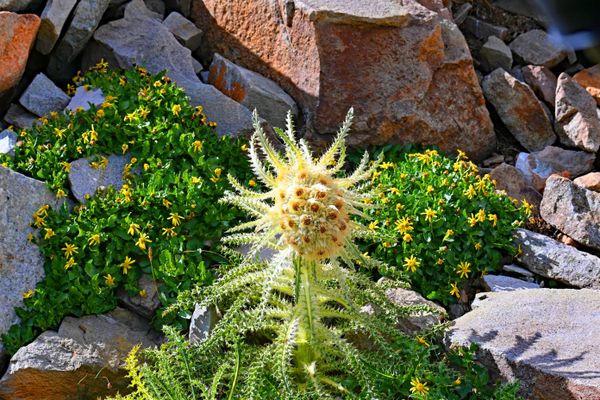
361;147;530;305
119;111;522;399
1;63;254;354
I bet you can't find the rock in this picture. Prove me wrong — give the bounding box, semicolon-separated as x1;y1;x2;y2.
462;16;509;41
482;153;504;167
514;228;600;289
0;0;42;12
555;72;600;153
19;73;70;117
192;58;203;75
189;304;218;344
192;0;496;161
65;85;105;112
482;274;540;292
452;2;472;25
540;175;600;252
502;263;535;279
0;128;17;157
0;12;40;94
514;146;596;192
36;0;79;55
46;0;111;81
574;172;600;192
0;307;161;400
144;0;164;17
574;64;600;106
490;0;549;26
88;0;254;137
478;36;512;73
384;287;446;334
163;11;202;51
489;163;541;208
0;167;63;360
3;103;37;129
446;289;600;399
521;65;557;107
68;154;131;203
208;53;298;130
116;274;160;319
509;30;570;68
482;68;556;152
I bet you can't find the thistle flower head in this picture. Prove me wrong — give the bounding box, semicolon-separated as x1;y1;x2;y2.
222;109;381;262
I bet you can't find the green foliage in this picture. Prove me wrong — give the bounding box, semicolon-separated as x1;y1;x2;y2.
116;114;522;400
0;64;253;354
361;147;530;305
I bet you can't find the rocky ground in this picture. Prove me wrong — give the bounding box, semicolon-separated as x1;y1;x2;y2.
0;0;599;399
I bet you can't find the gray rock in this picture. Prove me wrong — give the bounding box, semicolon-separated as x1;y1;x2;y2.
163;11;202;51
19;73;70;117
521;65;557;107
0;307;161;399
46;0;111;81
189;304;218;344
452;2;472;25
514;228;600;288
209;53;298;129
555;72;600;153
482;274;540;292
515;146;596;192
3;103;37;129
489;162;541;210
144;0;164;17
509;30;570;68
479;36;512;73
66;85;105;112
68;154;131;203
574;172;600;192
0;0;42;11
462;16;509;41
491;0;549;26
0;167;63;360
200;70;209;83
541;175;600;251
502;263;535;279
446;289;600;399
0;129;17;157
36;0;79;55
116;274;160;319
384;287;446;334
192;58;203;75
482;68;556;152
89;0;254;137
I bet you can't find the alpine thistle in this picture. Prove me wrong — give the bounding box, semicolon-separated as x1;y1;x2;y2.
221;108;380;263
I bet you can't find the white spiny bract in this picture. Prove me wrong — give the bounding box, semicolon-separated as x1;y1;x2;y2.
220;108;380;263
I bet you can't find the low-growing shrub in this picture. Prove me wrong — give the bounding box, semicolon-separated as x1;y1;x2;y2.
362;146;530;305
0;64;253;354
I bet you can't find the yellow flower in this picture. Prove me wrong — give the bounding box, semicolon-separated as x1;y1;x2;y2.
139;289;147;298
457;261;471;278
410;377;429;396
62;243;78;257
44;228;55;240
395;203;404;211
368;220;379;231
192;140;203;152
241;143;248;152
88;234;101;246
96;109;105;118
76;146;83;154
379;161;395;169
443;229;454;241
23;290;34;299
249;179;256;187
122;143;129;154
120;256;135;274
64;257;76;270
422;207;437;223
464;184;476;200
488;213;498;227
394;217;413;234
436;258;444;265
416;336;430;347
135;233;152;250
162;199;172;208
388;187;400;195
138;107;150;119
522;199;533;216
168;213;183;226
476;208;486;223
128;223;141;236
191;176;202;184
382;241;392;248
426;185;434;194
56;189;67;198
27;233;35;242
153;80;162;88
450;282;460;298
171;104;182;116
104;274;115;286
161;227;177;237
119;76;126;86
404;255;420;273
474;242;482;251
54;127;66;139
453;377;462;385
403;233;413;242
467;213;478;227
214;168;222;178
